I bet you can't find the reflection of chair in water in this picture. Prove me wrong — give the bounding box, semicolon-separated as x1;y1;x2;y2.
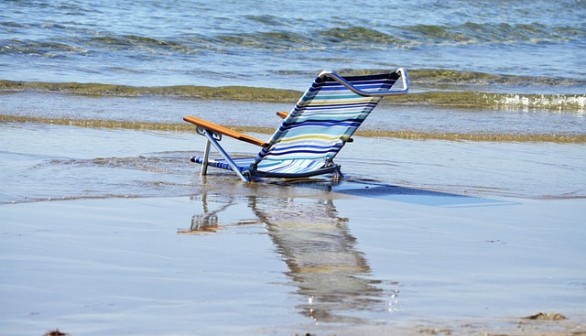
179;193;234;234
185;189;396;322
248;195;389;323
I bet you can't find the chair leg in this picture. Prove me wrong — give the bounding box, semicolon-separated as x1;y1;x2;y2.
202;130;250;182
201;139;211;176
332;165;343;183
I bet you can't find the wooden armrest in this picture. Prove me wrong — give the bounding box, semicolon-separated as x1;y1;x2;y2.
183;115;268;147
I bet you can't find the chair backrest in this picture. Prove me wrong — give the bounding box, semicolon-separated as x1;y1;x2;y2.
254;71;402;165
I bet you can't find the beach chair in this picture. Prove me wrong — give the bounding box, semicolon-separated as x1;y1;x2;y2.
183;68;409;182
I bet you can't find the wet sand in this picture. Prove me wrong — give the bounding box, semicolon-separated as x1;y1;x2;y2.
1;122;585;335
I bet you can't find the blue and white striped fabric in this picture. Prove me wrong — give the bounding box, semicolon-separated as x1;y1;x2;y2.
194;72;401;178
252;73;400;173
193;157;329;176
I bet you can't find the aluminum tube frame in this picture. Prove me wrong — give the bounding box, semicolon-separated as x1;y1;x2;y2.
318;68;409;97
202;129;249;182
200;139;211;176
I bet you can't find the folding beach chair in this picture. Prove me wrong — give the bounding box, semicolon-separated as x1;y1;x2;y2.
183;68;409;182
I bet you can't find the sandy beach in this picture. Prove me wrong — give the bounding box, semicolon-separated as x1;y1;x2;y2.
1;120;585;336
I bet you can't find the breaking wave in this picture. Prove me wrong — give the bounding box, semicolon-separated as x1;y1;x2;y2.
2;21;584;56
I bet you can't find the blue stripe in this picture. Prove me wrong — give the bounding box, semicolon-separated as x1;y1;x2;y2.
279;120;362;131
270;143;343;152
318;82;397;91
294;101;378;109
263;148;341;158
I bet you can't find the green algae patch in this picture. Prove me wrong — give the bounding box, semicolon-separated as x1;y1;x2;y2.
187;85;299;101
2;80;585;112
380;91;489;108
353;129;586;143
0;115;194;132
0;115;276;135
3;115;585;143
0;80;300;102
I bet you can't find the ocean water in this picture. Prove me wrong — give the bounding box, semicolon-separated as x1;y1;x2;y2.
1;0;585;138
1;0;585;92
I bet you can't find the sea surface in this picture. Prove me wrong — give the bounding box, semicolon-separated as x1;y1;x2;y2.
1;0;585;92
1;0;586;141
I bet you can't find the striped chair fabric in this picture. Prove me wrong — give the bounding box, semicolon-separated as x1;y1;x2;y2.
251;73;400;176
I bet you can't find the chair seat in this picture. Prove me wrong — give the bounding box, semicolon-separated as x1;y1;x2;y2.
192;156;339;178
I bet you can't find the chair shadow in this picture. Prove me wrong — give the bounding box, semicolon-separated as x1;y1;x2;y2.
333;179;513;207
179;192;236;234
272;177;513;207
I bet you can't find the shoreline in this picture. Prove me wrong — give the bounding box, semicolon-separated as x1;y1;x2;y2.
2;115;586;144
2;78;586;112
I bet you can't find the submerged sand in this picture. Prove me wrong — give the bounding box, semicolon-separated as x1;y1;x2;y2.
1;122;585;335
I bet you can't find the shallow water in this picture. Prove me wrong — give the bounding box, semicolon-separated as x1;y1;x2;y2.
1;122;585;334
1;122;585;204
1;177;585;335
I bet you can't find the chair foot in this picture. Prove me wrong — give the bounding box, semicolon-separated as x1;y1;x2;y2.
332;169;343;183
